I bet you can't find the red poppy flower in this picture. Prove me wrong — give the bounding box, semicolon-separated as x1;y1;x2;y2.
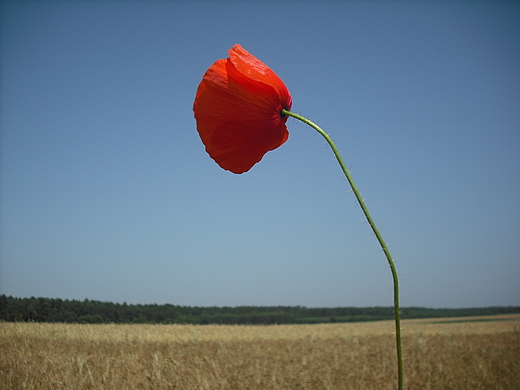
193;44;292;174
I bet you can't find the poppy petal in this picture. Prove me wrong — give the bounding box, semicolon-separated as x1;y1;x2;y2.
228;44;292;103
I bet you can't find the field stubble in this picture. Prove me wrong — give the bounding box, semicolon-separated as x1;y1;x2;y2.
1;314;519;389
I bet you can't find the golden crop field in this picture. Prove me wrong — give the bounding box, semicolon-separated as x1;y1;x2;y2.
1;314;519;389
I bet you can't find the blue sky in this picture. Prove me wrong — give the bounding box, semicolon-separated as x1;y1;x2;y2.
1;1;519;309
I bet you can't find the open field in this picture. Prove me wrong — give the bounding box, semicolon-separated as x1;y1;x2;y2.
1;314;519;389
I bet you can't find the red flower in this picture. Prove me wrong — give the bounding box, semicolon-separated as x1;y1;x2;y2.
193;44;292;174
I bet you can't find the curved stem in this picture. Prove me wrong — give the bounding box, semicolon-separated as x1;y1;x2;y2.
282;109;403;390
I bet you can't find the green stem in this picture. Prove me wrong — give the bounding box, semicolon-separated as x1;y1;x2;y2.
282;109;403;390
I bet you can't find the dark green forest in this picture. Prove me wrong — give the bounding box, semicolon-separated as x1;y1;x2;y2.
1;295;518;325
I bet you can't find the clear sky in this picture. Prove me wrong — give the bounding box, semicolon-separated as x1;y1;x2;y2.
1;1;519;309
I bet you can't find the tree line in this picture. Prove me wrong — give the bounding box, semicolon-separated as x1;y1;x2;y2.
1;295;518;325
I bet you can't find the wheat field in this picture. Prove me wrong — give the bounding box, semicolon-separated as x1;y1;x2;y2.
1;314;519;389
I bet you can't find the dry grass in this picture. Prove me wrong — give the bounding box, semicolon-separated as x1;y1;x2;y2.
1;314;519;389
